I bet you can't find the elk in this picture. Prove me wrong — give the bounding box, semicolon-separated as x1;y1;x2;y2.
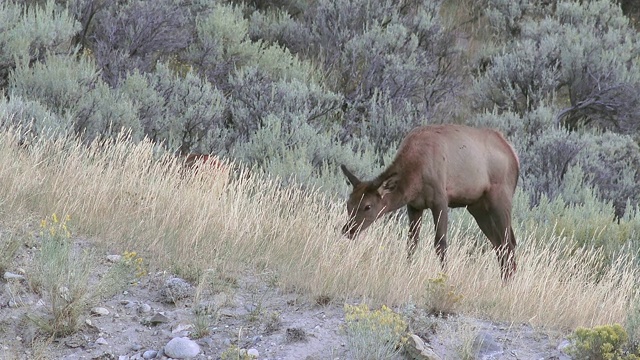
182;153;225;170
341;124;519;280
180;153;230;182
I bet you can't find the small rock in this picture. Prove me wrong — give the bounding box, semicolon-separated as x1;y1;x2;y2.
247;348;259;358
164;337;201;359
118;356;129;360
96;337;108;345
172;323;193;334
142;350;158;359
4;271;25;280
558;339;572;353
244;303;258;314
138;303;152;313
106;255;122;263
91;307;110;316
405;334;442;360
146;313;170;325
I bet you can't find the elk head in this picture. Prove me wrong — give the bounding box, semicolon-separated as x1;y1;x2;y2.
340;164;398;238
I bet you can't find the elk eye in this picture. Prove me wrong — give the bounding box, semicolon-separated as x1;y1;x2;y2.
363;205;372;211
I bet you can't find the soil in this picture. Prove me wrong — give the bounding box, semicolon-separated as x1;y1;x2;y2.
0;237;573;360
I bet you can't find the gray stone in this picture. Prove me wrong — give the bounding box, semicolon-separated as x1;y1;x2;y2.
91;307;110;316
4;272;25;280
106;255;122;263
247;348;259;358
138;303;152;313
164;337;200;359
142;350;158;359
405;334;442;360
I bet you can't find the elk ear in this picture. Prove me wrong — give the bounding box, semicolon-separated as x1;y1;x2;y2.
340;164;361;187
376;173;399;198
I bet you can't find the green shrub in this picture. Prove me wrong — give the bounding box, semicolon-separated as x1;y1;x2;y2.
0;0;80;85
10;53;142;142
475;0;640;133
567;324;640;360
0;95;72;142
121;63;227;154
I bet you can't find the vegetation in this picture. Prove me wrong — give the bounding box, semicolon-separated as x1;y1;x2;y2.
343;303;409;359
567;324;640;360
0;0;640;349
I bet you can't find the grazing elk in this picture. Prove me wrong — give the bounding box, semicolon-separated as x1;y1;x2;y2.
341;124;519;281
182;153;225;170
180;153;230;181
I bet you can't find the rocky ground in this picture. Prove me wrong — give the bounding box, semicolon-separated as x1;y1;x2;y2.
0;237;573;360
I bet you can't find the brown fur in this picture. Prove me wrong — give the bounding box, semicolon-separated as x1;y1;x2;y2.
341;124;519;281
182;153;225;170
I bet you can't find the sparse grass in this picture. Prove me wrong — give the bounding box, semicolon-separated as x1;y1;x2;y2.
192;270;217;339
28;213;93;336
0;232;20;274
26;212;143;337
438;318;481;360
0;130;638;332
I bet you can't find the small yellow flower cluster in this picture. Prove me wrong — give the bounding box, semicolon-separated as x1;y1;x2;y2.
39;213;72;239
122;251;147;278
344;303;409;344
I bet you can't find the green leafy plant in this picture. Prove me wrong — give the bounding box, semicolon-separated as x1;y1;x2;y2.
567;324;640;360
343;303;409;360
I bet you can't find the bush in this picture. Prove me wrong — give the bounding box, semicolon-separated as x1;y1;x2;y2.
423;272;464;316
343;303;409;360
0;0;80;87
185;2;316;93
120;63;227;154
475;0;640;134
304;0;460;151
88;0;192;85
10;53;142;142
567;324;640;360
0;95;71;142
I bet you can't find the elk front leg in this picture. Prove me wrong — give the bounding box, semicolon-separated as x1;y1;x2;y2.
407;206;423;260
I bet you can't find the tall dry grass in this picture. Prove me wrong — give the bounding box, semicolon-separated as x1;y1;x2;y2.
0;130;636;330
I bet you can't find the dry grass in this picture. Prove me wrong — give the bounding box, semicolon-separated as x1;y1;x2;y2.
0;130;637;331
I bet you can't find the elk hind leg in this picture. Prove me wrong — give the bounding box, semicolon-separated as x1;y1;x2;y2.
467;196;516;281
